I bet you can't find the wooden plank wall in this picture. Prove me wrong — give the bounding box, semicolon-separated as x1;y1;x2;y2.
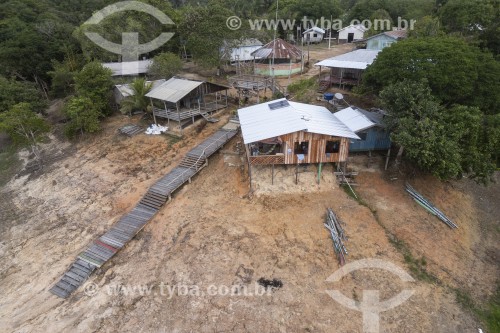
279;131;349;164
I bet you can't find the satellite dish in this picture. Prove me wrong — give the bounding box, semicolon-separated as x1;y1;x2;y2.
334;93;344;100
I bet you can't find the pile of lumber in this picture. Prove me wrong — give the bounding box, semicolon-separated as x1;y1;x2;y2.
405;183;458;229
324;208;348;266
119;124;143;137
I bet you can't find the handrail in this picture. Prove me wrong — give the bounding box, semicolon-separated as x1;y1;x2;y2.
152;131;233;194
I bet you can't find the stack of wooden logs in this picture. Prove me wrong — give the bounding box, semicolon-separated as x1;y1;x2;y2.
324;208;348;266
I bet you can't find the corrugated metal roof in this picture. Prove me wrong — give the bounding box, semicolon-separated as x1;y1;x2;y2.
383;29;408;39
334;107;376;132
145;77;203;103
303;27;326;34
115;79;166;98
360;30;408;43
103;60;152;76
238;99;359;144
251;38;302;59
315;49;380;69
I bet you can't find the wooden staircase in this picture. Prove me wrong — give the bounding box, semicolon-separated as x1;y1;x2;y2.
318;80;330;93
179;154;206;170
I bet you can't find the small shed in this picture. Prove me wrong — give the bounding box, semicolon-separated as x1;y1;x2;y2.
103;60;153;76
238;99;359;166
303;27;325;44
146;77;229;131
316;49;380;89
337;24;367;44
251;38;303;76
334;107;391;152
361;30;408;51
221;38;263;63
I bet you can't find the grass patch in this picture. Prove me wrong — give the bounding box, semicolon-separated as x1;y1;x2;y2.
341;184;440;283
389;237;439;283
454;286;500;333
287;77;317;103
0;146;21;187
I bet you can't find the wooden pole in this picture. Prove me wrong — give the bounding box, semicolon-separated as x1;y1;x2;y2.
163;101;169;127
151;98;157;125
385;148;391;171
317;162;322;184
272;164;274;185
295;164;298;185
177;102;182;135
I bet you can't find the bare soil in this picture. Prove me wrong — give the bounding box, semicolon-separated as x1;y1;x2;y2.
0;117;498;332
0;44;498;333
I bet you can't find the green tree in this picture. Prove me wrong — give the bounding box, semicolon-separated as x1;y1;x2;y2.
362;36;500;113
0;76;48;113
381;80;497;183
0;102;50;161
120;78;153;115
48;47;85;98
409;15;443;38
73;0;179;62
74;62;114;115
148;52;183;79
179;1;244;68
366;9;393;37
63;96;102;137
439;0;496;35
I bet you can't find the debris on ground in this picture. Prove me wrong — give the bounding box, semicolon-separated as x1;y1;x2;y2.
405;183;458;229
119;124;143;137
145;124;168;135
324;208;348;266
257;278;283;290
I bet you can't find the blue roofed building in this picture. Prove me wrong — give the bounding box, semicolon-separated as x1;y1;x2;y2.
334;107;391;152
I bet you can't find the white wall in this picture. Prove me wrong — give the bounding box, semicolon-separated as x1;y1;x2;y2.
303;31;324;43
338;26;365;42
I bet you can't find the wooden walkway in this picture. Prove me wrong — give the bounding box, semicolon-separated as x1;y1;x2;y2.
49;126;238;299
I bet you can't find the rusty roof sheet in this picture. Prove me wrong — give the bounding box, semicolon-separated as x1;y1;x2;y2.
251;38;302;59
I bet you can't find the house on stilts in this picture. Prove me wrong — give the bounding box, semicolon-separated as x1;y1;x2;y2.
146;77;230;133
238;99;360;169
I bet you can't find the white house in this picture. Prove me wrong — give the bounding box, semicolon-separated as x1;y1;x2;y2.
222;38;263;62
302;27;325;44
337;24;367;44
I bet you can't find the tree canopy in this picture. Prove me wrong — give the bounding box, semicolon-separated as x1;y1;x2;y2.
381;80;498;183
148;52;183;80
362;37;500;113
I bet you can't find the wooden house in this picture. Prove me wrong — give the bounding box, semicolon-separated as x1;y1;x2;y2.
238;99;360;166
337;24;367;44
315;49;380;90
146;77;229;132
334;107;391;152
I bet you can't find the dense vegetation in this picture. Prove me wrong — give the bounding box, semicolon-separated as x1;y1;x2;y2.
0;0;498;180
